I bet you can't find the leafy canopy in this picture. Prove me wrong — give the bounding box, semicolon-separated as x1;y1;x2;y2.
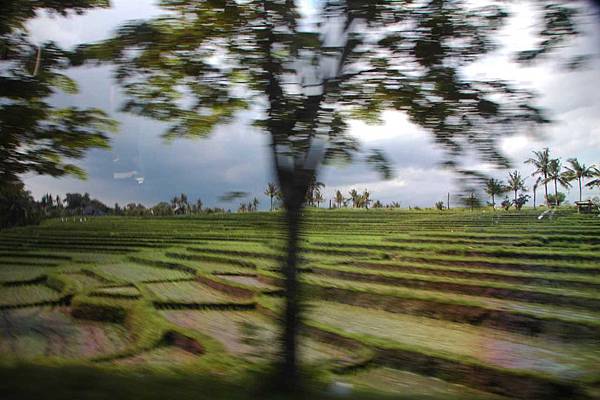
0;0;116;189
73;0;583;199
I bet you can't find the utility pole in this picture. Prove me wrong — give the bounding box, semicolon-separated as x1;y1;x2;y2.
447;192;450;210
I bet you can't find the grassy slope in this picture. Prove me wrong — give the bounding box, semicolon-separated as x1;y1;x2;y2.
0;208;599;399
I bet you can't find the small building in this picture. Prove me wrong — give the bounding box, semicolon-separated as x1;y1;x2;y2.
575;200;597;214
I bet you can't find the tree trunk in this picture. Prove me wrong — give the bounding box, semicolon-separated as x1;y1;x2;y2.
280;202;301;392
533;188;536;208
272;162;314;393
491;194;495;208
514;189;517;204
579;178;582;202
554;179;559;207
544;172;549;206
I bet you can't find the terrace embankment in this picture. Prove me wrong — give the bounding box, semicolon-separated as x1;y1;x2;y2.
0;209;599;399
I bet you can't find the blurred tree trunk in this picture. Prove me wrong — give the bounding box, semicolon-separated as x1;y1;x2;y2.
274;164;314;391
281;200;301;390
544;173;549;207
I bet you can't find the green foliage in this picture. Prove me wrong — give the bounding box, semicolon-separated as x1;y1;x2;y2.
563;158;594;182
345;189;374;209
484;178;505;207
334;191;345;209
547;192;567;206
125;203;148;217
515;2;580;65
0;0;115;188
507;171;527;196
72;1;581;191
585;166;600;189
306;177;325;207
563;158;596;201
461;193;482;210
365;150;392;180
0;182;42;229
264;183;278;211
525;148;552;206
514;194;531;211
544;159;571;206
152;202;174;216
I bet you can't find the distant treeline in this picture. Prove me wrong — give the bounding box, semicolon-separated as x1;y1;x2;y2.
3;148;599;230
0;186;226;229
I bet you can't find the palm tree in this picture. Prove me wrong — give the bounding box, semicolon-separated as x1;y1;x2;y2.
585;165;600;189
334;190;344;208
361;189;372;209
271;189;284;210
525;148;551;206
544;159;571;206
484;178;505;209
348;189;359;208
314;192;324;208
532;176;542;208
563;158;595;202
306;176;324;206
176;193;189;214
265;182;278;211
507;170;527;205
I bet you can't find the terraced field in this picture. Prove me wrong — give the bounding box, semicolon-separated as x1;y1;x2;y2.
0;209;599;399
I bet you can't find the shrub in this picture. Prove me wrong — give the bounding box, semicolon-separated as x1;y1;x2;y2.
547;192;566;207
461;193;482;210
514;194;531;211
0;183;42;229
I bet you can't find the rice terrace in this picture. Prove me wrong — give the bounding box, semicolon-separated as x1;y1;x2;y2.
1;209;599;399
3;0;600;398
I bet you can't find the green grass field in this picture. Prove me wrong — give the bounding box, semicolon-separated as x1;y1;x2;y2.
0;208;599;399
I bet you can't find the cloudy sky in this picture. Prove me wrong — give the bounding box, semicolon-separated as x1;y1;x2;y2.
22;0;600;209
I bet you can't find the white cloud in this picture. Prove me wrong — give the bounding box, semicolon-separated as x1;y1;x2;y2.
27;0;164;48
501;135;533;159
348;111;425;143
